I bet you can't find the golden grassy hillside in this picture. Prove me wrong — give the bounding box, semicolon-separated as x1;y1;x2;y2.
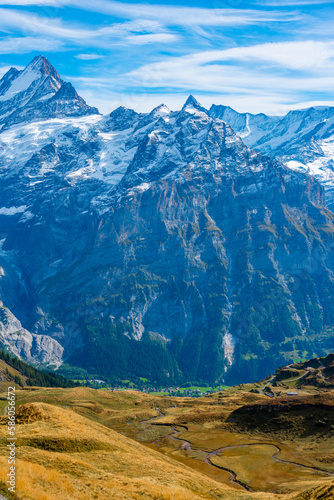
0;399;287;500
0;380;333;499
295;481;334;499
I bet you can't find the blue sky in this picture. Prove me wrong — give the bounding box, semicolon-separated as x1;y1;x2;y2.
0;0;334;114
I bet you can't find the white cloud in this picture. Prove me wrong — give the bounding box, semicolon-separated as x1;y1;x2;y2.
0;0;61;4
0;9;151;39
127;40;334;93
0;36;63;53
75;53;105;60
0;9;178;49
0;8;98;40
74;1;298;26
77;87;334;117
0;1;299;27
191;40;334;71
66;75;113;86
257;0;334;5
129;61;334;94
66;40;334;109
0;1;332;118
125;33;179;45
107;39;334;117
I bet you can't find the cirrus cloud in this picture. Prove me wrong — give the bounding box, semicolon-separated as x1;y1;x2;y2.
75;53;105;60
0;0;299;27
0;36;63;53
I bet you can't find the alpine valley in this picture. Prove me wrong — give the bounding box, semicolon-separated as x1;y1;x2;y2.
0;56;334;386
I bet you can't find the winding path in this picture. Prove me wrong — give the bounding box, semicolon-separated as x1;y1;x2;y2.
260;369;310;396
260;375;276;395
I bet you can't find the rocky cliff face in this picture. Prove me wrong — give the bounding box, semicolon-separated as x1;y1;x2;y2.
0;58;334;384
0;301;63;365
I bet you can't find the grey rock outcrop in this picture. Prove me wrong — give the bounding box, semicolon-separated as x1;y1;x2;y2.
0;305;63;365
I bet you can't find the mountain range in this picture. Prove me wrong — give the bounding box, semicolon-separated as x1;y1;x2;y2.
210;104;334;210
0;55;334;385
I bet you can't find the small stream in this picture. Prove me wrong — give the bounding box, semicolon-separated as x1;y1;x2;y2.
141;407;334;492
142;408;252;491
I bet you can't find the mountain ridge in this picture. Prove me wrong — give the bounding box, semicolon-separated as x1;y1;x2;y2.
0;56;333;386
209;103;334;209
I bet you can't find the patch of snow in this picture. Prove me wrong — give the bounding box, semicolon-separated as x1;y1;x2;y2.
19;211;34;222
134;182;151;192
0;67;41;101
321;137;334;158
99;132;117;141
225;135;238;144
238;113;251;139
95;129;138;184
66;160;96;181
0;115;103;178
287;142;334;185
0;205;27;215
148;131;159;144
0;111;13;120
153;105;171;118
91;195;112;215
184;104;206;116
287;160;306;172
37;93;54;102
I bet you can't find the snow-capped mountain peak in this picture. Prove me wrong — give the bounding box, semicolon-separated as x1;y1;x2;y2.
181;95;207;116
1;56;334;387
151;104;171;118
209;103;334;209
23;54;62;84
27;55;59;75
209;104;281;146
0;67;20;97
183;95;201;107
0;55;62;102
0;55;99;130
102;106;139;132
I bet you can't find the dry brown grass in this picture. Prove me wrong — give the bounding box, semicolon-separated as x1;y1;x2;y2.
211;444;334;494
294;481;334;499
0;386;333;499
0;401;284;500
